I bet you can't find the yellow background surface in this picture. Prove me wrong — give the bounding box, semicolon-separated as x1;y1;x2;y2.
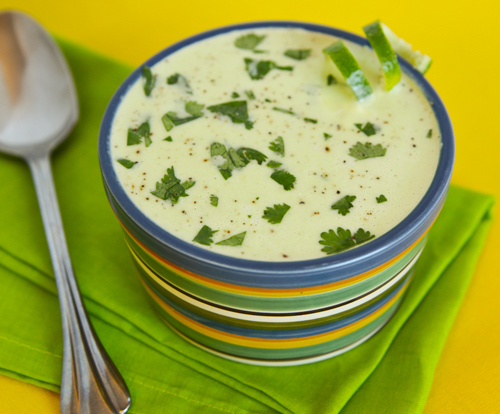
1;0;499;412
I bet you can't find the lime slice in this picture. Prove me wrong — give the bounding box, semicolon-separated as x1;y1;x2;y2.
363;20;401;90
323;41;372;101
380;22;432;74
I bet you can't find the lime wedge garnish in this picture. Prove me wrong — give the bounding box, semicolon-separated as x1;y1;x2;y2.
380;22;432;74
323;41;373;101
363;20;401;90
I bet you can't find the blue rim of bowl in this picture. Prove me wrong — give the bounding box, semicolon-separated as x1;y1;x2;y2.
98;20;454;287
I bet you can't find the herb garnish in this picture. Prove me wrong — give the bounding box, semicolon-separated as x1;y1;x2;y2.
141;66;156;97
234;33;265;50
284;49;311;60
151;166;191;204
185;101;205;117
324;133;332;140
127;121;151;146
376;194;387;203
355;122;377;136
349;142;387;160
210;195;219;207
211;142;242;179
166;73;192;94
269;136;285;157
182;180;196;190
304;118;318;124
231;92;240;98
207;100;250;126
331;195;356;215
163;136;173;142
272;107;295;115
267;160;283;168
327;74;337;85
245;90;256;100
271;170;296;190
117;159;137;169
161;101;204;131
262;203;291;224
216;232;246;246
193;225;218;246
236;147;268;165
244;58;293;80
427;129;433;138
319;227;375;255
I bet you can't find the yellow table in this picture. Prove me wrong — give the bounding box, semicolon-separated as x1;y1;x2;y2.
2;0;499;412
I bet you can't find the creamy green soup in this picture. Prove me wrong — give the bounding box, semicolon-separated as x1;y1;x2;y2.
110;27;440;261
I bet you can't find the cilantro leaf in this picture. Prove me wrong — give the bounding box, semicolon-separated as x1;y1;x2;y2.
327;74;337;85
355;122;377;136
324;132;332;140
427;129;433;138
231;92;240;98
245;90;256;100
211;142;235;179
127;121;150;146
273;107;295;115
193;225;218;246
216;231;246;246
267;160;282;169
236;147;268;165
117;159;137;169
245;120;254;130
244;58;293;80
163;136;173;142
185;101;204;117
271;170;296;190
262;203;291;224
353;228;375;245
234;33;265;50
210;194;218;207
319;227;375;255
331;195;356;216
166;73;192;94
269;136;285;157
182;180;196;190
161;111;201;131
376;194;387;203
151;166;189;204
304;118;317;124
284;49;311;60
349;142;387;160
141;66;156;97
207;100;249;124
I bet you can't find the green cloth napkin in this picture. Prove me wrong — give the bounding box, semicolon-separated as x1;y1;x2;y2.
0;39;495;414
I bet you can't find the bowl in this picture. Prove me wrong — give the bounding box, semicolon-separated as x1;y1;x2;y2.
98;21;454;365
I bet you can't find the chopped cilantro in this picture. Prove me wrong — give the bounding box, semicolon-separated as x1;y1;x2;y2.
271;170;296;190
161;111;202;131
127;121;150;146
166;73;192;94
265;98;272;103
117;159;136;169
355;122;377;136
185;101;204;117
161;114;174;132
141;66;156;97
245;90;256;99
304;118;317;124
245;120;254;130
193;225;218;246
234;33;265;50
273;107;295;115
324;132;332;140
207;100;249;124
267;160;283;169
163;136;173;142
216;232;246;246
349;142;387;160
210;194;218;207
151;167;189;204
244;58;293;80
319;227;375;255
327;74;337;85
284;49;311;60
262;203;291;224
236;147;268;165
211;142;237;179
427;129;433;138
376;194;387;203
269;136;285;157
231;92;240;98
331;195;356;216
182;180;196;190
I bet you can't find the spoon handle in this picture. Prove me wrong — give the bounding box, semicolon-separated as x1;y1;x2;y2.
28;155;131;414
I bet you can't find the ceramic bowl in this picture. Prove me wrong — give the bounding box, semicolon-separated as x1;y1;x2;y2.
98;21;454;365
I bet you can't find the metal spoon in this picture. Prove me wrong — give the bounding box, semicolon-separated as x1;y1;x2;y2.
0;11;130;414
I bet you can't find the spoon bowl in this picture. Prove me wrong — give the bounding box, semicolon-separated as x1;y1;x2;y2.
0;10;130;414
